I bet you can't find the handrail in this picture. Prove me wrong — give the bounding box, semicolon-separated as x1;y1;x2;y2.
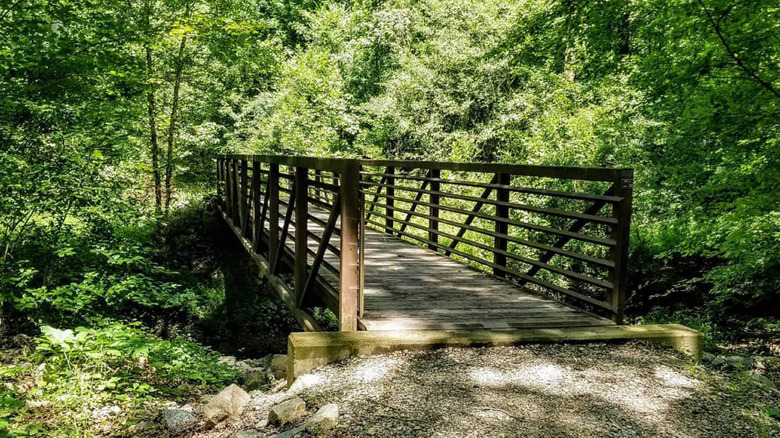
217;154;631;182
216;154;633;329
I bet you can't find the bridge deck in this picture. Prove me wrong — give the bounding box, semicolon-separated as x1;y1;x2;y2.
282;202;614;331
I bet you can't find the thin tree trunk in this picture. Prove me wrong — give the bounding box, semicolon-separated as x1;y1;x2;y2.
146;45;162;211
164;34;187;212
562;0;577;81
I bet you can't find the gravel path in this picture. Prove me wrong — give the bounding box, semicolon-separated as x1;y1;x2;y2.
193;342;780;438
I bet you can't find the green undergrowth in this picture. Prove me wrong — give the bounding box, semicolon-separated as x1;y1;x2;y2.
1;321;237;437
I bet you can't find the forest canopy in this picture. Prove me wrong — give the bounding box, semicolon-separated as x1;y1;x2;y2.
2;0;777;331
1;0;779;434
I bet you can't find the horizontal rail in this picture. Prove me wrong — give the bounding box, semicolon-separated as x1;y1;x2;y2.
363;190;616;247
361;181;618;225
219;154;630;182
363;199;614;269
217;155;633;327
361;172;624;203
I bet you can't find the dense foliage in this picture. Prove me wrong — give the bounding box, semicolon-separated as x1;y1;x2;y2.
229;0;780;322
0;0;778;434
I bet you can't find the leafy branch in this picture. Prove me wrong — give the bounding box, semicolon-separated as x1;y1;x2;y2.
697;0;780;101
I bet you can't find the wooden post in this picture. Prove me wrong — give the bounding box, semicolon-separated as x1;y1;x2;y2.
268;163;280;272
339;161;360;332
428;168;440;250
385;166;395;234
609;169;633;324
252;162;262;244
494;173;510;276
227;160;236;222
216;159;222;205
294;167;309;307
359;181;366;317
239;160;249;233
233;160;241;224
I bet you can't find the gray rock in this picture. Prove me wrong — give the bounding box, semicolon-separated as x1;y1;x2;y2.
219;356;237;366
271;354;288;379
725;355;745;368
230;429;261;438
244;369;270;391
711;356;726;367
268;398;306;426
164;408;197;432
702;352;715;363
305;403;339;435
270;426;305;438
203;384;250;426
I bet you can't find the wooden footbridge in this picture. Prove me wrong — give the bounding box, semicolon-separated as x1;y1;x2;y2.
216;155;701;380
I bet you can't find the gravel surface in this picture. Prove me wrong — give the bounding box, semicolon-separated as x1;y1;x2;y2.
189;341;780;438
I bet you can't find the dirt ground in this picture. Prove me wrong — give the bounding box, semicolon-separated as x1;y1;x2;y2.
182;341;780;438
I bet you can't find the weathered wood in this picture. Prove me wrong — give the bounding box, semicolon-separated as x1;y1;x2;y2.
339;162;360;332
396;177;429;237
428;168;439;250
363;199;614;268
608;169;633;324
219;154;629;182
251;162;262;246
385;166;395;232
494;173;509;276
219;155;634;330
443;174;496;256
269;164;280;271
287;324;704;383
294;167;309;306
239;160;249;235
301;193;341;307
361;180;618;225
361;172;624;203
273;182;295;276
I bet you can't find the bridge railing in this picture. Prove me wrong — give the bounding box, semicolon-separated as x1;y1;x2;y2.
217;155;362;331
216;155;633;330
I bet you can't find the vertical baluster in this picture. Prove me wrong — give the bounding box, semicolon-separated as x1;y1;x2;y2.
428;168;440;250
294;167;309;307
385;166;395;234
269;163;280;271
359;177;366;318
609;169;633;324
252;161;262;246
494;173;510;277
339;161;360;332
239;160;249;234
226;160;235;221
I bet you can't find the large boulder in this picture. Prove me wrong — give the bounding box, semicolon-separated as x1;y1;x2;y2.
163;408;197;432
305;403;339;435
268;398;306;426
203;384;251;426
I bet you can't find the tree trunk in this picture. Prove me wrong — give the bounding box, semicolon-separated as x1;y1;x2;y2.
164;34;187;212
146;45;162;211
